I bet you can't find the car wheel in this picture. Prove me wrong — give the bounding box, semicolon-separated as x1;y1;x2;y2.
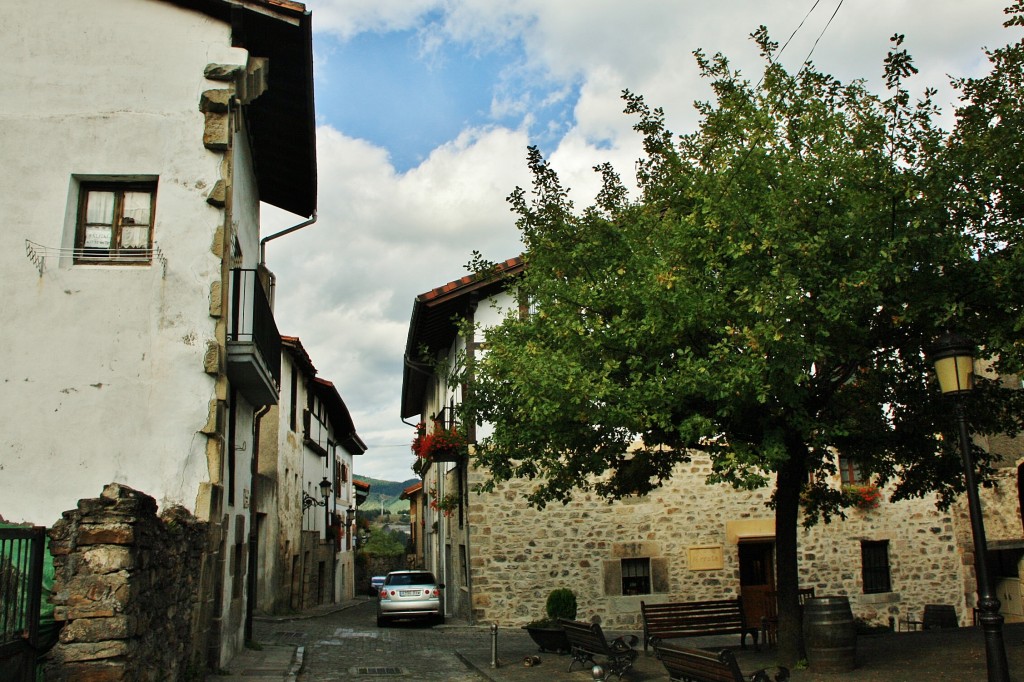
377;615;388;627
435;612;445;626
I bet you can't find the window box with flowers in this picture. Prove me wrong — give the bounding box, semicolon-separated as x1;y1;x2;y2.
411;421;468;463
428;486;459;518
842;484;882;510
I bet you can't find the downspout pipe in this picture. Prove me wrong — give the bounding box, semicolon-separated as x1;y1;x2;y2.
245;404;272;644
260;211;318;265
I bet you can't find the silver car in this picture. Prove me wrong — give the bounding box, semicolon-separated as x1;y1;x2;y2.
376;570;444;626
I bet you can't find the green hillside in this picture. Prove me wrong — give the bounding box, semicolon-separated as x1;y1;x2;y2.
353;476;419;513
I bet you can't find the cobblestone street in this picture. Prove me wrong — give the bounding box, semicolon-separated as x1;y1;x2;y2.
226;599;1024;682
253;598;484;682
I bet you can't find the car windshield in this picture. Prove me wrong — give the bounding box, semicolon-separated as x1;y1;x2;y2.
386;572;434;586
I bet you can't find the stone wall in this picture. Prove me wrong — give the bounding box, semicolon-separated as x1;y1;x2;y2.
44;484;208;682
296;531;335;609
464;453;1012;630
358;554;407;595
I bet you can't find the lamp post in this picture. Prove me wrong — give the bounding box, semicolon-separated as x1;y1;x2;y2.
930;332;1009;682
302;477;333;540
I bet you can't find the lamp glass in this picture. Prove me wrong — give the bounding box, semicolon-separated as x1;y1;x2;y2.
934;354;974;395
319;477;332;498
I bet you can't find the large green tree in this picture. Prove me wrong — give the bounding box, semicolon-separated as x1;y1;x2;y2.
463;14;1024;666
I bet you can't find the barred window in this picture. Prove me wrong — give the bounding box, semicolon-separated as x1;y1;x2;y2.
861;540;891;594
621;558;651;596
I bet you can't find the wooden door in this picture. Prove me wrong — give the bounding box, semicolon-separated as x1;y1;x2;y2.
738;541;775;633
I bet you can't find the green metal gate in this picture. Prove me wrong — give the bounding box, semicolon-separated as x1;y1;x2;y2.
0;525;46;681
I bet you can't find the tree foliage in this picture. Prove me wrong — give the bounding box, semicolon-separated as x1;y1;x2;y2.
462;11;1024;666
360;528;406;557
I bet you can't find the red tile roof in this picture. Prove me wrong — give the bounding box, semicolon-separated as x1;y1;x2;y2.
281;335;317;377
400;481;423;499
416;256;524;306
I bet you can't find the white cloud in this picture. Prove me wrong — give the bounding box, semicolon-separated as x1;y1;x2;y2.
306;0;442;39
262;123;530;480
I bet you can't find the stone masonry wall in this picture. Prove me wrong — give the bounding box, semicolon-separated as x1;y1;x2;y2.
466;453;1005;631
44;484;208;682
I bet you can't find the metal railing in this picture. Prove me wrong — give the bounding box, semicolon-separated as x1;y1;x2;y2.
25;239;167;277
228;268;282;388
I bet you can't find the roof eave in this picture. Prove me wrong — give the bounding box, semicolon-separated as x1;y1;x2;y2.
399;257;525;420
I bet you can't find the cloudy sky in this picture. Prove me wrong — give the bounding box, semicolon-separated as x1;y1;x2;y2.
261;1;1017;483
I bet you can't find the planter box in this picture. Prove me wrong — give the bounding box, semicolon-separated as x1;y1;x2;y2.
523;625;570;654
425;446;466;463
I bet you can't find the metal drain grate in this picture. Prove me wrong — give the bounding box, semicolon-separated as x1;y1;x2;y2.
271;631;305;640
352;667;405;676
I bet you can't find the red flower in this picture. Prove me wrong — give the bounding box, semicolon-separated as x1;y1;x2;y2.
411;421;467;460
842;484;882;510
427;486;459;517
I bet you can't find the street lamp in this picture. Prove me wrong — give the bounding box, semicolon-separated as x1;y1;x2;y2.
302;477;333;539
930;332;1009;682
318;476;333;500
345;506;356;550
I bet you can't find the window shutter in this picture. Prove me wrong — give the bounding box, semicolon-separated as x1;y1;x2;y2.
603;560;622;596
651;558;670;593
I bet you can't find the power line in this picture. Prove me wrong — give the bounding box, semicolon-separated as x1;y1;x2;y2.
715;0;846;201
776;0;824;64
801;0;846;70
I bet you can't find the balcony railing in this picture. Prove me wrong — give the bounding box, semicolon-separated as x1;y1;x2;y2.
227;268;281;406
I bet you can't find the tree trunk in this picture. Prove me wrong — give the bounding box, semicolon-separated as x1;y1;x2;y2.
774;442;807;667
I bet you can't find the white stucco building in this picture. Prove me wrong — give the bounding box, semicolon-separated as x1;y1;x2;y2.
0;0;316;668
255;337;366;616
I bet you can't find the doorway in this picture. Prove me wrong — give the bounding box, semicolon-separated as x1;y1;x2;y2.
738;540;775;635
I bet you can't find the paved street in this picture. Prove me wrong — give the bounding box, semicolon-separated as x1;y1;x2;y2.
221;598;1024;682
250;598;483;682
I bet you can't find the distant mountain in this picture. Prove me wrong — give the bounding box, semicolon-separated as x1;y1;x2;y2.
353;476;419;513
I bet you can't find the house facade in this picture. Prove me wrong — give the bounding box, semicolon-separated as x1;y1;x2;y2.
401;481;426;569
255;337;366;616
0;0;316;668
401;261;1024;629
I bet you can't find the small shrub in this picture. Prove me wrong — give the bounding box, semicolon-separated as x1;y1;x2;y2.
545;588;577;621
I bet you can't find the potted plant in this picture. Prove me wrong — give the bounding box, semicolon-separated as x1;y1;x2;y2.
428;486;459;517
523;588;577;653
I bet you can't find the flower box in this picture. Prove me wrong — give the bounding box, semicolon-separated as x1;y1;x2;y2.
412;421;468;462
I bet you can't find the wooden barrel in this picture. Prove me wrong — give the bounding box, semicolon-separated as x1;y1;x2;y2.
803;596;857;672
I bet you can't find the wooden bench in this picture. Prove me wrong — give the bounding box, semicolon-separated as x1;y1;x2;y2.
654;642;780;682
558;618;639;681
640;599;758;652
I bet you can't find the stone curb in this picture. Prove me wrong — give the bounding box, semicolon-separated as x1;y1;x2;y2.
285;645;303;681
